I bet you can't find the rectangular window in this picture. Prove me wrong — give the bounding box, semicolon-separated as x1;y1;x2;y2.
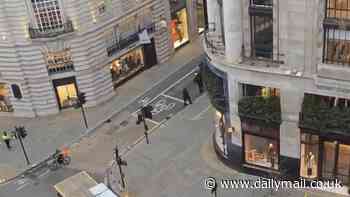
31;0;63;31
326;0;350;19
244;134;279;170
324;28;350;65
250;0;273;7
251;15;273;59
300;133;319;179
242;120;280;170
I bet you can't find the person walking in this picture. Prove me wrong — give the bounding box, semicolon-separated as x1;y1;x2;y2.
2;131;11;150
194;72;204;94
182;88;192;106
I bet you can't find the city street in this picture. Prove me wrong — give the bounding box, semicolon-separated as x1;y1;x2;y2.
0;57;204;196
0;38;204;183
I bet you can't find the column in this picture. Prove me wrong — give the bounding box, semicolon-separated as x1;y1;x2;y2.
222;0;242;63
206;0;221;35
279;88;304;178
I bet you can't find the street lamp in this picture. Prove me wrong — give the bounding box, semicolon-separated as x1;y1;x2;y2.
114;145;127;189
14;126;30;165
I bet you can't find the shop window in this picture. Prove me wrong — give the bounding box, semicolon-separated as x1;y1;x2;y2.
110;47;144;87
56;84;78;108
322;141;350;184
53;77;78;109
244;134;279;170
243;120;279;170
326;0;350;19
300;133;319;179
0;83;13;112
242;84;280;97
171;8;189;49
251;15;273;59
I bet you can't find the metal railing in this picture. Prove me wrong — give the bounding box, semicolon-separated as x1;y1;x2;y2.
0;104;13;112
47;61;75;75
203;30;225;57
107;23;156;57
28;20;74;39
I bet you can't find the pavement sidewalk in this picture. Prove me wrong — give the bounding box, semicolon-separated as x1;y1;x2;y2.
0;38;204;183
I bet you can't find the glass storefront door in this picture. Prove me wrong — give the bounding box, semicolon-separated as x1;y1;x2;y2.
53;77;78;109
56;84;78;108
171;8;189;48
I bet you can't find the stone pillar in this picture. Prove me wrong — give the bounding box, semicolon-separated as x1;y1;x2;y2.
222;0;242;63
226;73;242;164
206;0;221;35
279;88;304;178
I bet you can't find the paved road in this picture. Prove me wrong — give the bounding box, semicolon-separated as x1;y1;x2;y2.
0;61;204;197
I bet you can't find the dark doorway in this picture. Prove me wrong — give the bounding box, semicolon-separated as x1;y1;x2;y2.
143;38;158;68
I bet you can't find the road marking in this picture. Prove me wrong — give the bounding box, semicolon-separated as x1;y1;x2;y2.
38;169;50;178
191;105;211;120
161;94;184;103
15;182;30;191
134;68;198;113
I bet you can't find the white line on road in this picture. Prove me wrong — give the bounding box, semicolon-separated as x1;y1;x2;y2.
134;68;198;113
15;182;30;191
161;94;184;103
38;169;50;178
191;105;210;120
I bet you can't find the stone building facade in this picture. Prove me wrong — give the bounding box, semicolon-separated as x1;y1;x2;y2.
0;0;207;117
204;0;350;188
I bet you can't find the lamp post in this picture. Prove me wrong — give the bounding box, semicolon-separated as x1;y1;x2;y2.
14;126;30;165
114;145;127;189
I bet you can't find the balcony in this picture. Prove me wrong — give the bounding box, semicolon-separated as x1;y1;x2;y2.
0;104;13;112
238;96;281;126
203;31;225;57
299;94;350;136
28;20;74;39
47;61;74;75
107;23;155;57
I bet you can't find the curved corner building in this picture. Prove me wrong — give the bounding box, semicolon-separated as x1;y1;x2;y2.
0;0;207;117
204;0;350;183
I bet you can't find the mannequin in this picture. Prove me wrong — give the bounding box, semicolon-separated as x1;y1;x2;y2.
306;152;315;176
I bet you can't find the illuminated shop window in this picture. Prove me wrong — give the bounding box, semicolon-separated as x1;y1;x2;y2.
242;120;279;170
300;133;319;179
0;83;13;112
171;8;189;48
110;47;144;87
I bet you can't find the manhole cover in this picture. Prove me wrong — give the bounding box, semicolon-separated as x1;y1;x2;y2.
120;120;128;127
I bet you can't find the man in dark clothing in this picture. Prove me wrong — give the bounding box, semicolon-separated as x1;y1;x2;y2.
182;88;192;106
2;131;11;150
194;72;204;93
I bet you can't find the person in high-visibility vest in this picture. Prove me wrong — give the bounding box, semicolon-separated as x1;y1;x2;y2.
2;131;11;150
